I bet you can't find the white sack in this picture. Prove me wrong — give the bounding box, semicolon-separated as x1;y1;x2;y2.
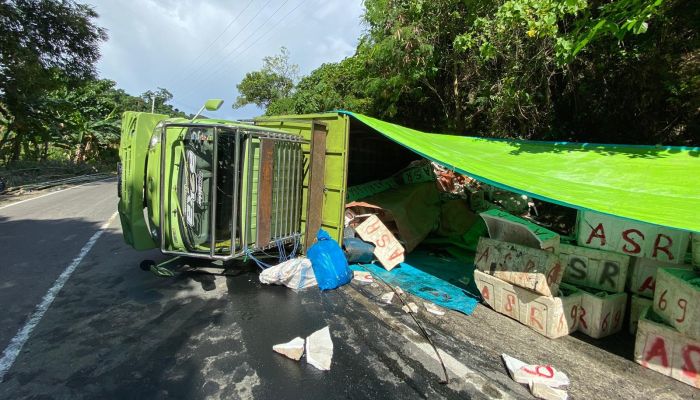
259;257;317;290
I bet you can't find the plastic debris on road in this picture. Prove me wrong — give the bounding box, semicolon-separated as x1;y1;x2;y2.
502;354;570;392
259;257;317;290
272;337;305;361
306;326;334;371
402;302;419;314
529;382;568;400
307;229;353;291
424;302;445;316
380;292;395;304
352;270;374;283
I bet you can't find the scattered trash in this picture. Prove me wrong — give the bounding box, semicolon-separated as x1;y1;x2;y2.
502;354;570;388
353;270;374;283
380;292;395;304
307;229;353;291
424;302;445;316
343;237;375;263
272;337;305;361
402;302;419;314
306;326;333;371
529;382;568;400
259;257;317;290
355;215;404;270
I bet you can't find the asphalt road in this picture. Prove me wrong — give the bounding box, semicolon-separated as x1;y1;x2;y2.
0;180;518;399
0;180;695;399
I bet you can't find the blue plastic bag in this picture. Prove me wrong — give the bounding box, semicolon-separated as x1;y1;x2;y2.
307;229;353;290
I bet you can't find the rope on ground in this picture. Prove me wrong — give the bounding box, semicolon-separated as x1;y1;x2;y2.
356;263;450;385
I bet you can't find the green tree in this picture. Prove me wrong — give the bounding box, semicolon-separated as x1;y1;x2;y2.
0;0;107;162
267;57;371;115
234;47;299;109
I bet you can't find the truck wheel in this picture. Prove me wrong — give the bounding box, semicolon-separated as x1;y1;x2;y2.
140;260;155;271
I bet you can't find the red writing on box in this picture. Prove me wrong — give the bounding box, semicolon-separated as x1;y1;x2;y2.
578;211;689;263
356;215;404;271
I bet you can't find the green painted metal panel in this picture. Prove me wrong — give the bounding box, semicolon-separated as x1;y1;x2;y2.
254;113;351;247
240;137;261;246
118;112;168;250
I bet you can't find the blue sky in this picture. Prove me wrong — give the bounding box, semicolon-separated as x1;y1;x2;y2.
87;0;365;119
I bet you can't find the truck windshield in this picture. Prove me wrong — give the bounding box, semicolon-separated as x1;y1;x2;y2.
177;127;238;254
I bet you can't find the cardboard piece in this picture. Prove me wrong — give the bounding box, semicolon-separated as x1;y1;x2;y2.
577;287;627;339
355;215;405;270
653;268;700;340
346;182;440;252
577;210;690;263
306;326;333;371
629;295;654;335
560;243;629;293
475;237;564;297
480;209;560;253
475;271;581;339
502;353;570;387
627;257;692;299
635;307;700;388
272;337;305;361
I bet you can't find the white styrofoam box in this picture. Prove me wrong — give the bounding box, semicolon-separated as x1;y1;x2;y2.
578;210;689;263
653;268;700;340
635;307;700;388
576;287;627;339
480;209;560;253
474;270;581;339
475;237;563;297
627;257;692;299
560;243;629;293
629;295;654;335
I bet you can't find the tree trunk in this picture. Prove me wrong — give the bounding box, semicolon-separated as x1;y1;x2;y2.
453;62;465;133
9;136;21;162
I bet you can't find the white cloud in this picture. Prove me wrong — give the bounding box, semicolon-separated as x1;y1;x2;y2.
88;0;365;119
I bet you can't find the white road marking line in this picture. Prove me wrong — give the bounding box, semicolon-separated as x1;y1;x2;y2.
0;211;118;381
0;177;114;211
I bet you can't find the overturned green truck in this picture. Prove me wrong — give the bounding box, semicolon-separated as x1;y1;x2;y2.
118;105;700;262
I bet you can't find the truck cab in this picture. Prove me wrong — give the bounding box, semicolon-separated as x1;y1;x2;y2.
118;110;307;261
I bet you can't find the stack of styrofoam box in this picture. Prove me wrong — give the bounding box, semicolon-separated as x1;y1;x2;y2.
634;267;700;388
474;210;581;339
559;243;630;338
576;210;692;336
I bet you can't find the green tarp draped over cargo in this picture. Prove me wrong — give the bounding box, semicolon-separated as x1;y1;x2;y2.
340;111;700;233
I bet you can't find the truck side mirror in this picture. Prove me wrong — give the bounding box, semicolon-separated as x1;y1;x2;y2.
204;99;224;111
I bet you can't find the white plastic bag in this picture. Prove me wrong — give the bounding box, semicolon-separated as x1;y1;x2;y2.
259;257;317;290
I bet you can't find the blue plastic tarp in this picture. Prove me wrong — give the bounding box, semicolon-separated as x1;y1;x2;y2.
350;263;479;315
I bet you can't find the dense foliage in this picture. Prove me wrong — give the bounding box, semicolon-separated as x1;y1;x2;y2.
0;0;186;165
256;0;698;145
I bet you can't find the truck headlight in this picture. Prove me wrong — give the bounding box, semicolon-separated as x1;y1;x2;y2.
149;133;160;149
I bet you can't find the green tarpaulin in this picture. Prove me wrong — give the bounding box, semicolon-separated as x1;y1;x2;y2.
341;112;700;233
